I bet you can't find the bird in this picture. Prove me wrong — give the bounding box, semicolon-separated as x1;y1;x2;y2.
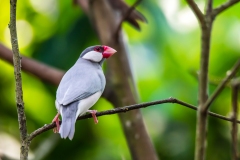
52;45;116;140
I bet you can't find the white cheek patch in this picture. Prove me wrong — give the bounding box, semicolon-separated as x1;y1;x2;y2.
82;51;103;62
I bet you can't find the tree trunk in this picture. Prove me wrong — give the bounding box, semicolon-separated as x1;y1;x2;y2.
89;0;158;159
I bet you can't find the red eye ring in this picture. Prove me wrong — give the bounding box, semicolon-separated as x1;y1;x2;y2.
95;47;101;52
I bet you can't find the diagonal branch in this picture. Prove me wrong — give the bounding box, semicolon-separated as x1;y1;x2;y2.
212;0;240;17
28;97;240;141
203;60;240;111
9;0;28;159
185;0;205;27
0;43;64;86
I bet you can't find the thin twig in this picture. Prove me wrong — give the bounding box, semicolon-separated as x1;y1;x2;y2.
212;0;240;17
9;0;28;159
231;79;239;160
28;97;240;141
189;70;231;87
115;0;141;38
185;0;205;27
203;60;240;111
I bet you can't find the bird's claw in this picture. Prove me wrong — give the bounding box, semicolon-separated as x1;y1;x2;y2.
52;113;60;133
87;110;98;124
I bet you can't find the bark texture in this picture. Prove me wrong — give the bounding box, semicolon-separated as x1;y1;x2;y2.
9;0;28;159
89;0;158;159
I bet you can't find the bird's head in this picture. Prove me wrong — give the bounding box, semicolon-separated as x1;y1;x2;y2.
80;45;116;63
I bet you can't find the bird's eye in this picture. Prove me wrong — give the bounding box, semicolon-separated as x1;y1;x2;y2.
95;47;101;52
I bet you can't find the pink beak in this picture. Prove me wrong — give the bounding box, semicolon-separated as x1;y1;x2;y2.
103;46;117;58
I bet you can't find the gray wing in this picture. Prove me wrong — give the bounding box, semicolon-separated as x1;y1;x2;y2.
56;62;105;105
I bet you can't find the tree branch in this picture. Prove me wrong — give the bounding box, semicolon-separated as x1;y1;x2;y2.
185;0;214;159
186;1;240;159
195;17;212;160
9;0;28;159
0;43;64;86
185;0;205;27
28;97;240;141
212;0;240;17
231;78;239;160
88;1;156;159
189;70;232;87
115;0;142;37
206;0;213;15
203;60;240;111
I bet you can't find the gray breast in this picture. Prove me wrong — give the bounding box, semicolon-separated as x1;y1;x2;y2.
56;58;106;105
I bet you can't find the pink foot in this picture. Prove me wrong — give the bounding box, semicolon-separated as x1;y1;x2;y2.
87;110;98;124
52;112;60;133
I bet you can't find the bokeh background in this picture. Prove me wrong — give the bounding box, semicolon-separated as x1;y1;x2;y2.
0;0;240;159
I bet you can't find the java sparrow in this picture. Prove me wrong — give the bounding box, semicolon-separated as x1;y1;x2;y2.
52;45;116;140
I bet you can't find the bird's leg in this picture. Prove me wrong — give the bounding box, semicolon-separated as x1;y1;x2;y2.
52;112;60;133
87;110;98;124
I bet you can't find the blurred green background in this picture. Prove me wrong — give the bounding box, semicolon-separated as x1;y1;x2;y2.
0;0;239;159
